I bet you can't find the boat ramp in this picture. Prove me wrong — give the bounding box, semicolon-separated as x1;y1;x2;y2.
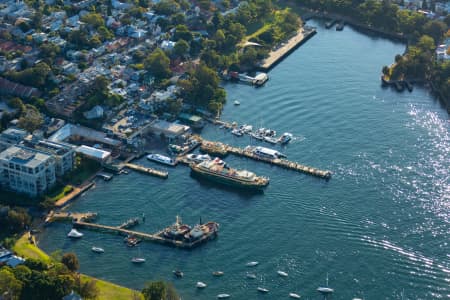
198;138;332;179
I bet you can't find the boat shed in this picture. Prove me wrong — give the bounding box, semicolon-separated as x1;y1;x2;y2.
148;120;190;141
76;145;111;163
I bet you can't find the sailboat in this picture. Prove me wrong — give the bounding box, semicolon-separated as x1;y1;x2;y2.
289;292;301;298
131;247;145;263
317;273;334;294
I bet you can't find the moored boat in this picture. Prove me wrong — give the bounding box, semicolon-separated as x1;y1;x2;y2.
190;158;269;190
217;294;231;299
277;270;288;277
146;153;176;166
212;271;224;276
91;246;104;253
248;146;286;159
231;129;243;137
233;100;240;105
263;136;278;144
289;292;301;298
246;261;259;267
186;153;211;164
246;273;257;279
196;281;207;288
173;270;184;278
278;132;293;144
67;229;83;238
317;273;334;294
257;287;269;293
131;257;146;263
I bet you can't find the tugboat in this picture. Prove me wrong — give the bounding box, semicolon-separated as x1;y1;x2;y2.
190;158;269;190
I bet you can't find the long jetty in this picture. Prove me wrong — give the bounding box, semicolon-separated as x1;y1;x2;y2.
47;211;217;249
123;163;168;179
199;138;332;179
259;26;316;71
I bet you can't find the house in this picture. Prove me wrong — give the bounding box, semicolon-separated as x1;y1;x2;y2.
436;38;450;61
161;40;176;51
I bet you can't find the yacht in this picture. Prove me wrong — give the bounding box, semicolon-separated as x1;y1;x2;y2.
289;292;301;298
131;257;146;263
67;229;83;238
91;246;104;253
196;281;207;288
317;273;334;294
212;271;224;276
217;294;230;299
263;136;278;144
246;261;259;267
234;100;240;105
250;146;286;159
277;270;288;277
186;153;211;164
231;129;243;137
146;153;176;166
257;287;269;293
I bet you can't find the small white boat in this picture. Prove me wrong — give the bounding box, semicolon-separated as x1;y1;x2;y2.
317;273;334;294
278;132;293;144
91;246;104;253
131;257;146;263
231;129;243;137
146;153;176;166
246;273;256;279
186;153;211;164
196;281;207;288
246;261;259;267
212;271;224;276
277;270;288;277
289;292;301;298
263;136;278;144
217;294;230;299
250;132;264;140
257;287;269;293
67;229;83;238
234;100;240;105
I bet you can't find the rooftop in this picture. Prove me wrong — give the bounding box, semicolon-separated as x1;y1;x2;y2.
0;145;52;168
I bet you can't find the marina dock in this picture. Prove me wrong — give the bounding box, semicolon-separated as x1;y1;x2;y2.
48;212;218;249
198;139;332;179
123;163;168;179
259;27;316;71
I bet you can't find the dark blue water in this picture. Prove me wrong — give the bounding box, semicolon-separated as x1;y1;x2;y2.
39;20;450;299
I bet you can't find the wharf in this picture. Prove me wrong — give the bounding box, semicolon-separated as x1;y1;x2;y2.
54;182;95;208
199;139;332;179
45;211;98;223
259;27;316;71
123;163;168;179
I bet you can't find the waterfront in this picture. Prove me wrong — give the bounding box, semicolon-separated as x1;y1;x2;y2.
38;19;449;299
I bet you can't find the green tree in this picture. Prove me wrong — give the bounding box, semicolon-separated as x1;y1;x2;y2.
173;24;193;42
142;281;179;300
144;48;172;80
18;104;43;133
61;253;80;272
81;13;105;28
173;39;189;58
75;277;99;300
0;268;22;300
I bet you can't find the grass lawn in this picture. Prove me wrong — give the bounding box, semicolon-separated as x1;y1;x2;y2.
46;184;74;202
80;274;144;300
13;233;51;264
13;233;144;299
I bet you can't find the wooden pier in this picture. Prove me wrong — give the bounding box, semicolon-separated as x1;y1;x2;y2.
123;163;168;179
199;139;332;179
45;211;98;223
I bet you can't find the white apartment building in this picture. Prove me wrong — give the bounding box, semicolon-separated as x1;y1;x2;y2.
0;146;56;196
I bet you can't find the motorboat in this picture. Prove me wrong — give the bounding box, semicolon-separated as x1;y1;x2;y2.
67;229;83;238
246;261;259;267
173;270;184;278
231;129;243;137
91;246;104;253
277;270;288;277
186;153;211;164
257;287;269;293
278;132;293;144
196;281;207;288
146;153;176;166
263;136;278;144
131;257;146;263
212;271;224;276
246;273;256;279
217;294;230;299
250;132;264;140
317;273;334;294
289;292;301;298
234;100;240;105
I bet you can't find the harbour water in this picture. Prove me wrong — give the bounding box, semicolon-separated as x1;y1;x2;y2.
39;19;450;299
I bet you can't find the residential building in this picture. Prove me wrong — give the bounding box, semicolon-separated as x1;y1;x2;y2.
0;128;28;151
0;145;56;196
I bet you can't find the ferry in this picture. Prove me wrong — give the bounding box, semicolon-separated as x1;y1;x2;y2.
248;146;286;159
190;158;269;190
146;153;176;166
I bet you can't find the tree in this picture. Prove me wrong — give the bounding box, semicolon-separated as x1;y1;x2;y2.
75;277;99;300
144;48;172;80
142;281;179;300
0;268;22;300
417;35;435;52
173;24;193;42
382;65;390;76
81;13;105;28
173;39;189;58
18;104;43;133
61;253;79;272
